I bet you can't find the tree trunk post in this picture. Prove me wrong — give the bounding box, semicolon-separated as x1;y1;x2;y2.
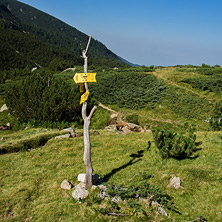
81;36;97;189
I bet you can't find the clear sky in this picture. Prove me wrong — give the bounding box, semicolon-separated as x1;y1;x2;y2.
18;0;222;66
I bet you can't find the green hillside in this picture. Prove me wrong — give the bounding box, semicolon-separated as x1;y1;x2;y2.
0;0;126;69
1;65;221;131
88;65;221;131
0;4;81;70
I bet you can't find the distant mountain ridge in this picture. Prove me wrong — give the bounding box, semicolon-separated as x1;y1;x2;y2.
118;56;140;67
0;0;127;70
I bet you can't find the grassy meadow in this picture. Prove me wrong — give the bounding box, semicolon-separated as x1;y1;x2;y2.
1;129;222;221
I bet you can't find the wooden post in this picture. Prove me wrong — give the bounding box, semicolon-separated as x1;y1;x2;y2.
81;36;97;189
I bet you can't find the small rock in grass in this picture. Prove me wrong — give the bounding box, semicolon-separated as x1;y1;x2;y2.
0;104;8;112
55;134;70;139
77;173;100;185
61;180;72;190
111;196;122;203
62;128;77;137
72;183;89;200
151;201;168;217
169;175;182;189
122;126;131;134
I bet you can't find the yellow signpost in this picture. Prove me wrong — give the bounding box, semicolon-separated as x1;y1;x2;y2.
80;90;89;104
73;73;96;83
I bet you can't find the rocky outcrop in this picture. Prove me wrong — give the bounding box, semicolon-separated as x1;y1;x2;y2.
116;120;144;134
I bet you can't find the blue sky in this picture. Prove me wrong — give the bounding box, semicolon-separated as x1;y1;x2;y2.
19;0;222;66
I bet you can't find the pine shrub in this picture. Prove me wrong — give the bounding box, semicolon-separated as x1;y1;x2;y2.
5;69;82;125
152;123;197;159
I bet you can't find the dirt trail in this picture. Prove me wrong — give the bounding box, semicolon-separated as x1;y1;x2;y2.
98;103;118;114
98;103;177;126
152;70;215;102
152;71;199;95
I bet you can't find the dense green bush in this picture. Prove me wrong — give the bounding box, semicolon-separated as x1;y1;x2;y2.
209;102;222;131
181;74;222;93
179;64;222;94
152;123;197;159
141;65;156;72
5;69;82;125
165;87;211;119
48;58;74;71
90;72;167;109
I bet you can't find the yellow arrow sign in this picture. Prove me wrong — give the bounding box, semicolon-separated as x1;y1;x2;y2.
73;73;96;83
80;90;89;104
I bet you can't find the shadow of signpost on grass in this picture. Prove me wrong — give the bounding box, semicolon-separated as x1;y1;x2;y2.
103;150;145;182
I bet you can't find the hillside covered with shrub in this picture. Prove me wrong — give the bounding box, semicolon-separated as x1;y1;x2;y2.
0;0;126;71
1;65;221;132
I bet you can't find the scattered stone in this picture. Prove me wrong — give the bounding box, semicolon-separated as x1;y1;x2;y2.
72;183;89;200
97;184;107;191
111;196;122;203
77;173;100;185
31;67;38;72
122;126;131;134
145;129;152;133
127;123;142;132
99;185;108;200
55;134;70;139
169;175;182;189
116;120;128;130
110;113;118;119
61;180;72;190
115;119;143;133
105;125;117;132
151;201;168;217
62;128;77;137
0;104;8;112
77;174;85;183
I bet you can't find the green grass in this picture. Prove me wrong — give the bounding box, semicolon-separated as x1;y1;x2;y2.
1;129;222;221
0;128;67;154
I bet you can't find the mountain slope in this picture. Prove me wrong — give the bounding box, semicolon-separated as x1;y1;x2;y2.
0;4;81;69
0;0;126;68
